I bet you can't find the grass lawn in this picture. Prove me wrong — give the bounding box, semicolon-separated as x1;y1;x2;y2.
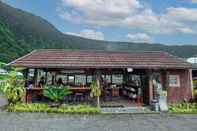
7;103;101;114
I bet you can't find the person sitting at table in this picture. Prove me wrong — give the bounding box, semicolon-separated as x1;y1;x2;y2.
26;77;34;89
57;78;64;87
38;76;45;88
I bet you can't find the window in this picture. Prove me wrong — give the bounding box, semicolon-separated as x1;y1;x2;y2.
56;75;67;84
129;75;141;86
105;75;112;83
87;75;93;83
46;72;52;85
75;75;86;85
112;74;123;84
68;75;74;83
169;75;180;87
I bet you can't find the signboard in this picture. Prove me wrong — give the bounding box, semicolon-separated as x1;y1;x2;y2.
159;91;168;111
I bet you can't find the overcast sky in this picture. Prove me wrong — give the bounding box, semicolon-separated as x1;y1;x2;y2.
2;0;197;45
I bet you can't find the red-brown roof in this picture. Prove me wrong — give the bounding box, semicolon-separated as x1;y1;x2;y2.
10;49;191;69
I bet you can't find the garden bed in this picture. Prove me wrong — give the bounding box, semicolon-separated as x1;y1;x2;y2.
7;103;101;114
169;102;197;114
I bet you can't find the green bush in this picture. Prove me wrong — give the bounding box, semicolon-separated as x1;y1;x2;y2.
7;103;101;114
0;71;25;104
43;86;72;103
170;101;197;113
193;88;197;97
0;74;10;80
90;80;101;108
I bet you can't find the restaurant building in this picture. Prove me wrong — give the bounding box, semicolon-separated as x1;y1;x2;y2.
10;49;193;106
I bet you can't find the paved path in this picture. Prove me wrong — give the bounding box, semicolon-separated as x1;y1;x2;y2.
101;107;154;114
0;111;197;131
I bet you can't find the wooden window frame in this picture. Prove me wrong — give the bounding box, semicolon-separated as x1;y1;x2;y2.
169;75;180;87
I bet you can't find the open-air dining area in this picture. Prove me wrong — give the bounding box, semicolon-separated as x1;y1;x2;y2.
25;68;146;107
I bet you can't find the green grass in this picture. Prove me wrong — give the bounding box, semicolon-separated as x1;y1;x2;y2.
7;103;101;114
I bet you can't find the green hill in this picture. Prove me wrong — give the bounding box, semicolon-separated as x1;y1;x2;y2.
0;1;197;63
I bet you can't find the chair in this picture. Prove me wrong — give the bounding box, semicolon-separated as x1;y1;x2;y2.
74;93;84;103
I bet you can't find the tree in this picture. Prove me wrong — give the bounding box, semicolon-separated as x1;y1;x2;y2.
1;71;25;104
90;79;101;108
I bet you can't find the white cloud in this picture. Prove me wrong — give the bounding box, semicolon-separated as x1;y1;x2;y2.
60;0;142;26
191;0;197;3
60;0;197;34
127;33;152;43
66;29;105;40
165;7;197;22
60;11;82;24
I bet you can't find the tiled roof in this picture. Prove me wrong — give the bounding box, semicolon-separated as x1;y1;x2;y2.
10;49;192;69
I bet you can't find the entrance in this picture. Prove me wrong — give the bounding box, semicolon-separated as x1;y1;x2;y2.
100;69;149;107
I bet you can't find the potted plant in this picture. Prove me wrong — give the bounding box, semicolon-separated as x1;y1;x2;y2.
90;79;101;108
43;86;72;107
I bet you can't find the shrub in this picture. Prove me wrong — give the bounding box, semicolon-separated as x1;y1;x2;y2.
7;103;101;114
90;80;101;108
0;71;25;104
43;86;72;104
170;101;197;113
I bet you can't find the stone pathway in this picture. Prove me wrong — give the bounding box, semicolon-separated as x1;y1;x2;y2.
101;106;155;114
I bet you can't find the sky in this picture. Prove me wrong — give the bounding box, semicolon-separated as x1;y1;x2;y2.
1;0;197;45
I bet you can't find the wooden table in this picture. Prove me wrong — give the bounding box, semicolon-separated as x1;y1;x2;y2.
26;87;91;102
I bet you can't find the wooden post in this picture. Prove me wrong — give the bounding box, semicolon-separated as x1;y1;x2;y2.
23;68;29;103
33;69;38;86
23;68;29;87
166;71;170;103
148;70;153;104
45;70;48;85
189;69;194;99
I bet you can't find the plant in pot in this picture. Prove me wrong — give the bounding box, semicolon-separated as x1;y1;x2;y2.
90;79;101;108
1;71;25;104
43;86;72;107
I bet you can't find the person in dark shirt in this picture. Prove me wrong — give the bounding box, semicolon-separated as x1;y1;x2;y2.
57;78;64;86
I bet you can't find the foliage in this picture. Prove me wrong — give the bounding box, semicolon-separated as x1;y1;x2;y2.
193;88;197;96
0;74;9;80
1;1;197;63
43;86;72;103
170;101;197;113
7;103;101;114
90;80;101;108
0;71;25;104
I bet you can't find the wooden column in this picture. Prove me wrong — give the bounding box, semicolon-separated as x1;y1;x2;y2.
189;69;194;98
45;70;48;85
23;68;29;87
33;69;38;86
148;70;153;104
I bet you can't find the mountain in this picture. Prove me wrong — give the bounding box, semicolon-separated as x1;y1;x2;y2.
0;1;197;63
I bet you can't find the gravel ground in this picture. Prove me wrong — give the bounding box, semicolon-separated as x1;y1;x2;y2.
0;111;197;131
